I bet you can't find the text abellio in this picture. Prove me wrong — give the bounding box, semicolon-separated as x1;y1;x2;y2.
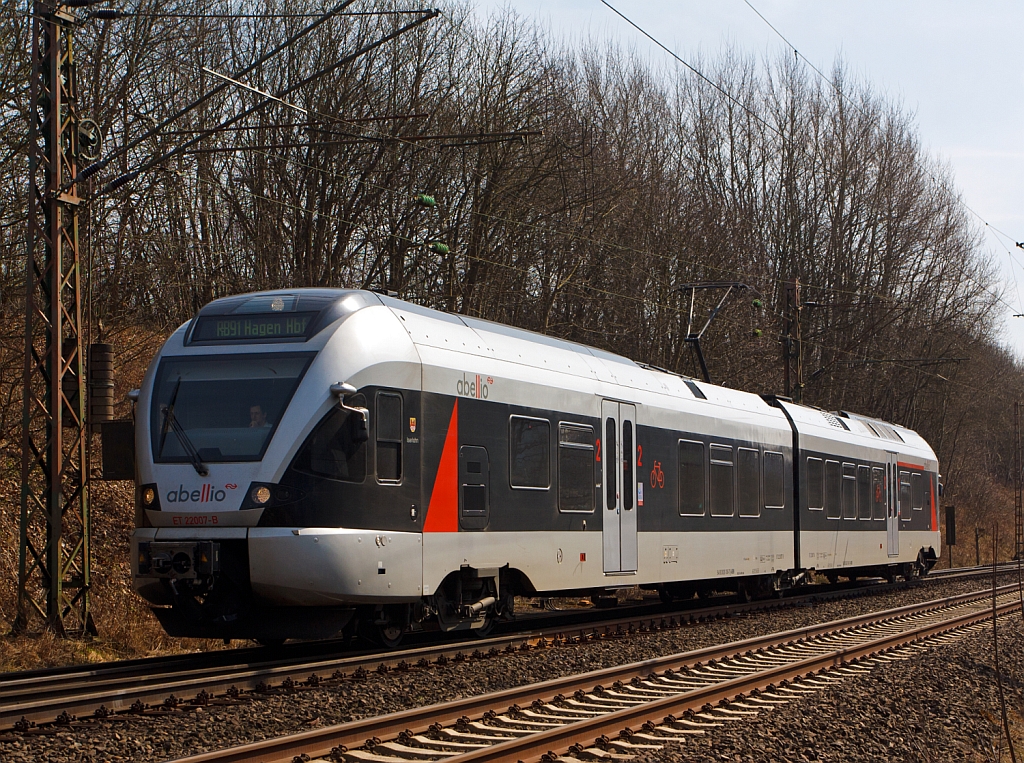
456;372;489;399
166;484;227;503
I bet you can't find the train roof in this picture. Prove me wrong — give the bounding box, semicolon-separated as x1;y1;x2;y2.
189;288;926;448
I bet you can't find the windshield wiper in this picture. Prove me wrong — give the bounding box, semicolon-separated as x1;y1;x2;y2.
159;379;209;477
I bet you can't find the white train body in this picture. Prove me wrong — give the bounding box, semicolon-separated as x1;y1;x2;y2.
131;289;940;641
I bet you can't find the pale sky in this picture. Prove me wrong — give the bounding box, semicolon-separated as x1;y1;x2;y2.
475;0;1024;358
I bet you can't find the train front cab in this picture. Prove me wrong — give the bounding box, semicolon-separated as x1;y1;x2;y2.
131;290;428;642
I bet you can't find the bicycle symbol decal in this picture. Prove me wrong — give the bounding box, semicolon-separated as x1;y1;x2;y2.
650;460;665;489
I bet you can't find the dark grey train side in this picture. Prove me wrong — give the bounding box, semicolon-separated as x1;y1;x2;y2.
131;289;939;643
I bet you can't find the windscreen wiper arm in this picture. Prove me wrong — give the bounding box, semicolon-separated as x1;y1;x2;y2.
160;379;209;477
167;409;209;477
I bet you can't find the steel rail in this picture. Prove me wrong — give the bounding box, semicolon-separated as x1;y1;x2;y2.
451;597;1020;763
161;583;1022;763
0;583;882;724
0;564;1013;731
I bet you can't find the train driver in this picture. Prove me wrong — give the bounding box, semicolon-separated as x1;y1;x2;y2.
249;404;272;428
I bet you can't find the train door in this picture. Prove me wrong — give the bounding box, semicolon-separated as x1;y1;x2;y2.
886;451;899;556
602;400;638;573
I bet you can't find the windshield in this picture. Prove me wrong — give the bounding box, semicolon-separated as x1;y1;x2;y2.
151;353;314;463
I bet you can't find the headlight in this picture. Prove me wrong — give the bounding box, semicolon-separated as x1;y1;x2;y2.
251;486;271;505
143;487;156;505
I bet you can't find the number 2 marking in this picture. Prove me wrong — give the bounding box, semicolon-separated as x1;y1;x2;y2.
637;444;643;467
595;439;601;462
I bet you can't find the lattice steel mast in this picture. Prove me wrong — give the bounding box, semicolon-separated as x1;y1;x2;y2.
16;0;94;637
1015;401;1022;561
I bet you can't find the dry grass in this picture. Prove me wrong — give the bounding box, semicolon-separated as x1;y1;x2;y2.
0;328;233;673
0;474;231;673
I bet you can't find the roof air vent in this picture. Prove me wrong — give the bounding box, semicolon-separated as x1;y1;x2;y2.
821;411;849;430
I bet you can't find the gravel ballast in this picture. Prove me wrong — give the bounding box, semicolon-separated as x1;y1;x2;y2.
2;576;1022;763
643;611;1024;762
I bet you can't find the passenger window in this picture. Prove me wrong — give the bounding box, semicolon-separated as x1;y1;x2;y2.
899;470;912;519
911;473;924;510
376;392;403;483
510;416;550;489
806;457;824;510
678;440;706;516
605;418;616;509
857;465;871;519
710;445;734;517
737;448;760;517
291;396;367;482
622;421;634;510
558;423;595;513
764;451;785;509
842;463;857;519
872;467;885;520
825;460;841;519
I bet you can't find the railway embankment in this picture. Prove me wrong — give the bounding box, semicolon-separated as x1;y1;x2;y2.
1;575;1020;762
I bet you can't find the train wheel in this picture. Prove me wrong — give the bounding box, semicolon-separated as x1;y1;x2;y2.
473;614;496;638
658;586;673;604
376;623;404;649
256;638;285;648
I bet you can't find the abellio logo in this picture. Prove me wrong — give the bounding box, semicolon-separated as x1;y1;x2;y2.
166;484;229;504
456;372;491;399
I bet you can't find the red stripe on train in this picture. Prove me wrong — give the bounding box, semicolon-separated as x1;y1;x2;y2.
423;400;459;532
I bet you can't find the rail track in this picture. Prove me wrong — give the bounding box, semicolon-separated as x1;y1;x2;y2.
164;582;1022;763
0;562;1015;732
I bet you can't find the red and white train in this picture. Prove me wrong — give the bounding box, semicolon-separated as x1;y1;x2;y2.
131;289;939;645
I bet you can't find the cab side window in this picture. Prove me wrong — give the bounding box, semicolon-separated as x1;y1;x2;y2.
291;395;367;482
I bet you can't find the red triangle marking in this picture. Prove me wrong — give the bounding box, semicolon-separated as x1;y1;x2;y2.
423;400;459;533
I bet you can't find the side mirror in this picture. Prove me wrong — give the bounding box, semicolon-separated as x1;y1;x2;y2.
127;389;140;402
329;382;356;397
938;482;944;498
331;382;369;443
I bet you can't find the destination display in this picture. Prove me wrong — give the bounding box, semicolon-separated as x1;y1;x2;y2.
192;312;317;342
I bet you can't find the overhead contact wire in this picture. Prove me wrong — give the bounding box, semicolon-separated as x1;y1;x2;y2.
740;0;1024;318
68;0;363;193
